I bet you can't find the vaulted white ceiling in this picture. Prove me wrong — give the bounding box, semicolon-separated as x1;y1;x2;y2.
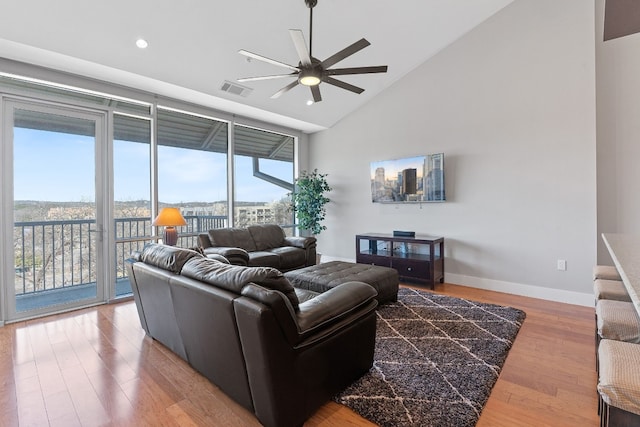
0;0;515;133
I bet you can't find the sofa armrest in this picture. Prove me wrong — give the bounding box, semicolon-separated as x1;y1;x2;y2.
203;247;249;266
284;236;317;249
239;281;377;346
284;236;317;267
205;253;230;264
296;281;377;337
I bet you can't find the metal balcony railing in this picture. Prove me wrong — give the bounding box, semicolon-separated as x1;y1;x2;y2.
14;215;228;297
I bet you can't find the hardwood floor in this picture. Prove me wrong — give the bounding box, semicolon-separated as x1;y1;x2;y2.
0;283;599;427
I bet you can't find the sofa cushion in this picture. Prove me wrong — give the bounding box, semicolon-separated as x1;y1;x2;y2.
257;275;301;311
140;243;202;274
295;288;319;304
248;224;285;251
248;251;281;269
267;247;306;271
182;257;300;310
209;228;257;252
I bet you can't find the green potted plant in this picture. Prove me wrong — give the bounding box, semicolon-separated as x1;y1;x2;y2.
291;169;332;236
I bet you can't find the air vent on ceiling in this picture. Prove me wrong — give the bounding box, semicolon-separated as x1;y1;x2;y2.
220;80;252;97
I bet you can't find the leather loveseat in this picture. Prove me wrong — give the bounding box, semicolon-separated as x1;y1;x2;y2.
198;224;316;271
126;243;378;427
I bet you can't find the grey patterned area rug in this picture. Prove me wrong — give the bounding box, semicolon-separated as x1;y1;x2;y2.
334;287;526;427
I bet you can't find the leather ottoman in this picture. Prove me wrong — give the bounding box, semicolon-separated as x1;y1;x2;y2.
284;261;399;304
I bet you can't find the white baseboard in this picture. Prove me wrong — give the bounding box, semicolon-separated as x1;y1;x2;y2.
445;273;593;307
320;255;353;263
320;255;593;307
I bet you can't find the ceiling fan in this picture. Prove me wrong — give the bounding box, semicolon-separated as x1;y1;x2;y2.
237;0;388;103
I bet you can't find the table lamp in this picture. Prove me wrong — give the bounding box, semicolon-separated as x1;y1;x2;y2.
152;207;187;246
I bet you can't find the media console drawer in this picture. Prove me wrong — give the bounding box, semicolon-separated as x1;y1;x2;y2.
355;233;444;289
392;258;430;280
357;253;391;268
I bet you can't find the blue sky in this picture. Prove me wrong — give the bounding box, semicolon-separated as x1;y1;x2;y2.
370;155;426;180
14;128;292;203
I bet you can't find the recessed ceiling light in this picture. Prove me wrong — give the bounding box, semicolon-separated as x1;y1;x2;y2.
136;38;149;49
306;100;314;106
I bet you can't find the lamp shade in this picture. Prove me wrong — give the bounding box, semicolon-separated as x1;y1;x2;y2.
152;208;187;227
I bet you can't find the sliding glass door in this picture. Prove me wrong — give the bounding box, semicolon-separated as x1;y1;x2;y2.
4;99;107;321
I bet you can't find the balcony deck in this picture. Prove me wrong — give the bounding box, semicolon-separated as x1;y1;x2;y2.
15;277;132;313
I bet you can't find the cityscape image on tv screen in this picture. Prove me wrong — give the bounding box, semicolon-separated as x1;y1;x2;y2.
370;153;445;203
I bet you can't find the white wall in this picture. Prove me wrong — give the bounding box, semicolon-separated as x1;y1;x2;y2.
596;0;640;264
308;0;597;305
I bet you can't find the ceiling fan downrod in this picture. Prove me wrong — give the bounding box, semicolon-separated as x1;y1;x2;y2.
305;0;317;58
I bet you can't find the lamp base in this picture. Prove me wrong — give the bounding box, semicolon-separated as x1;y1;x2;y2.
164;227;178;246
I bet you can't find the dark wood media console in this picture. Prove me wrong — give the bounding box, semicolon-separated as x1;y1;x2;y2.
355;233;444;289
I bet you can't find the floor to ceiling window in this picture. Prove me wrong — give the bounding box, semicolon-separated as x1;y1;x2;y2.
233;124;295;234
157;107;229;247
0;69;299;322
113;113;152;297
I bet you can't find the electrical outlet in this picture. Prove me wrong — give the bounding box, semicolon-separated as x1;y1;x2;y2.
557;259;567;271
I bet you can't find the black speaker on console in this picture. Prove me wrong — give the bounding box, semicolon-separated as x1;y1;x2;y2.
393;230;415;237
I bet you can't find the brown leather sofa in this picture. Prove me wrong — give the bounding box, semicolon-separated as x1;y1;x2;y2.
198;224;316;271
126;243;378;427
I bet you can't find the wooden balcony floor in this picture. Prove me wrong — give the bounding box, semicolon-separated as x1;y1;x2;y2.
0;283;599;426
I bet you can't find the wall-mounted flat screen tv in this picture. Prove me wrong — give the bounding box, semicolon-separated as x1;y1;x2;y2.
370;153;445;203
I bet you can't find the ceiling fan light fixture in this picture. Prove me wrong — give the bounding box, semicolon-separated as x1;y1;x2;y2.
298;69;321;86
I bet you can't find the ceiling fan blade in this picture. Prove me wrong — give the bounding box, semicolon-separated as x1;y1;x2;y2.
321;38;371;69
310;85;322;103
326;65;388;76
271;80;300;99
237;73;298;82
238;49;299;72
289;29;312;66
324;77;365;94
